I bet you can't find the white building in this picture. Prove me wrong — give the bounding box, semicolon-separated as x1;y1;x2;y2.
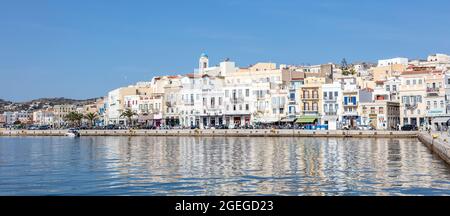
377;57;409;67
32;110;55;126
321;82;343;130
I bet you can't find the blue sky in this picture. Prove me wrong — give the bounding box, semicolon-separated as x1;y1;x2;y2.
1;0;450;101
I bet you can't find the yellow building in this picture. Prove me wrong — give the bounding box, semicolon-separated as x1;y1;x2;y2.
371;64;406;82
297;77;325;124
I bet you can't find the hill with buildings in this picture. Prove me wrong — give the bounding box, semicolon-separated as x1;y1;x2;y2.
0;97;100;113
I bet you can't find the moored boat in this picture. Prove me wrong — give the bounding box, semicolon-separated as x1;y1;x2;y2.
65;129;80;137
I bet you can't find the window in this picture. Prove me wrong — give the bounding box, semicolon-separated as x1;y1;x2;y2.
434;101;438;109
393;85;397;91
304;103;309;111
441;101;444;108
239;105;242;110
418;79;422;85
211;97;215;107
219;97;222;106
406;80;410;85
245;89;250;97
225;90;229;97
379;107;384;114
413;80;417;85
233;105;236;111
324;92;327;99
386;85;390;91
245;104;249;111
238;89;243;98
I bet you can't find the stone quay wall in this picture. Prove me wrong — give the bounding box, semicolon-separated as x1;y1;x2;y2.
418;132;450;165
0;129;418;138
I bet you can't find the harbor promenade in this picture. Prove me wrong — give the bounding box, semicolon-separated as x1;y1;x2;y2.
418;131;450;165
0;128;418;138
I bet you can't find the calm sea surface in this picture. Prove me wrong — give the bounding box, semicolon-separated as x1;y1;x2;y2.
0;136;450;195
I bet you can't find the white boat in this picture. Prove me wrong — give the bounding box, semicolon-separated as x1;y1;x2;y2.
65;129;80;137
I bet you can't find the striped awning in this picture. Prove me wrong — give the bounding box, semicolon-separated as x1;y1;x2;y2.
295;116;318;124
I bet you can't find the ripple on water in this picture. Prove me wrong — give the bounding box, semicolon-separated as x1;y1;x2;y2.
0;136;450;195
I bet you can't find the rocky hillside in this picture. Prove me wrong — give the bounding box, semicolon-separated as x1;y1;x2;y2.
0;97;100;113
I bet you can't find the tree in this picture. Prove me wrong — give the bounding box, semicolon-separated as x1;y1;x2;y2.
120;109;137;127
84;112;98;128
341;58;348;70
64;112;83;127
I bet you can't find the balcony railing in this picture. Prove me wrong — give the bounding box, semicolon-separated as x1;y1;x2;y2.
324;111;337;116
427;87;439;93
343;111;358;116
344;102;358;106
323;97;337;102
302;96;319;100
230;97;244;104
303;110;319;115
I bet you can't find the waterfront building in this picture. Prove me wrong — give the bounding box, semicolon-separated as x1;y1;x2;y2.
124;94;164;127
423;69;446;130
398;67;428;128
0;114;5;125
2;112;15;125
106;83;152;125
359;94;400;130
321;82;343;130
53;105;76;128
444;71;450;114
340;76;360;128
162;75;183;127
281;68;305;122
180;56;233;128
223;62;285;127
297;77;325;125
32;110;55;126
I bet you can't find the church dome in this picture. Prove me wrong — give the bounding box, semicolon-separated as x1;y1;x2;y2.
200;53;208;58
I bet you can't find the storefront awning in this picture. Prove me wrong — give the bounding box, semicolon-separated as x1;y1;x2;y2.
254;117;279;124
295;116;318;124
432;117;450;123
280;117;297;123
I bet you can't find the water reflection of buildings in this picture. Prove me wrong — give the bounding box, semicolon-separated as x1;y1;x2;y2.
96;136;450;195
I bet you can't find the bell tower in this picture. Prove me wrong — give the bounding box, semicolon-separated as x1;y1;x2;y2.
199;53;209;73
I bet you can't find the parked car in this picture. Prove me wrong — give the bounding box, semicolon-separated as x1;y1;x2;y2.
401;124;417;131
38;125;51;130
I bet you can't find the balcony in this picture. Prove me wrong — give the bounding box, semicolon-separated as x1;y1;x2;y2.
183;101;194;106
427;88;440;96
324;111;337;116
303;110;319;115
230;97;244;104
343;102;358;107
302;96;319;101
427;87;439;93
323;97;337;102
343;111;358;116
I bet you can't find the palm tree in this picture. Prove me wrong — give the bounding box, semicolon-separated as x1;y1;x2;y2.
120;109;137;127
64;112;83;127
84;112;98;128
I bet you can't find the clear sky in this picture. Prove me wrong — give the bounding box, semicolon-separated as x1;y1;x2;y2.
1;0;450;102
